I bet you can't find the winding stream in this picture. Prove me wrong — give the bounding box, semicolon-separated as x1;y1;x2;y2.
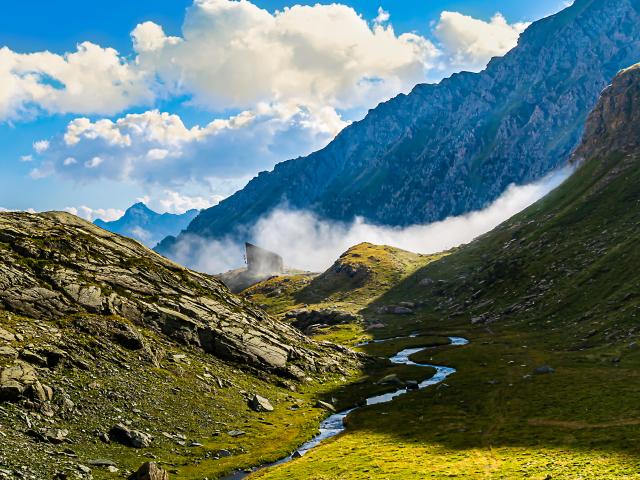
224;335;469;479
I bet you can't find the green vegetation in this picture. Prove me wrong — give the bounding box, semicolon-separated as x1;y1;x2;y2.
244;242;445;317
239;147;640;479
0;312;361;480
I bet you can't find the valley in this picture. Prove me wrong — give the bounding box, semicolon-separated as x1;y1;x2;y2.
233;63;640;479
2;1;640;479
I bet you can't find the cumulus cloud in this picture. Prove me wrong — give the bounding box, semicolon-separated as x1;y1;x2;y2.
64;205;125;222
0;42;153;121
30;103;347;186
169;167;573;274
1;1;532;124
133;0;440;111
434;12;529;71
154;190;222;214
33;140;50;153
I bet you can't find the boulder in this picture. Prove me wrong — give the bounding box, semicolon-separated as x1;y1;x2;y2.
398;302;416;309
315;400;336;412
0;380;25;401
378;305;414;315
248;394;274;412
19;349;48;367
108;424;152;448
88;459;117;468
129;462;169;480
377;374;404;386
533;365;555;375
0;361;37;401
43;428;69;444
39;346;67;369
0;327;16;342
112;324;145;351
405;380;420;390
392;307;413;315
0;346;18;360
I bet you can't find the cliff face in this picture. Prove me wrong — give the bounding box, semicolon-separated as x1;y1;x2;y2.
573;63;640;161
158;0;640;257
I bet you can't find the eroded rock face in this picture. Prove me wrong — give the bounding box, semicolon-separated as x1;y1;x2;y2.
0;362;37;401
572;63;640;162
0;212;353;377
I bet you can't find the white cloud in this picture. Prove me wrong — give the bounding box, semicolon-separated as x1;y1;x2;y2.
374;7;390;25
85;156;104;168
0;207;40;214
155;190;222;214
31;103;347;187
169;167;572;273
434;12;529;71
64;205;125;222
20;155;33;162
133;1;440;112
33;140;50;153
1;1;530;124
0;42;153;121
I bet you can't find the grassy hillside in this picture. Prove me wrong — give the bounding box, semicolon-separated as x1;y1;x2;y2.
244;242;444;314
243;243;445;345
0;212;361;480
246;66;640;479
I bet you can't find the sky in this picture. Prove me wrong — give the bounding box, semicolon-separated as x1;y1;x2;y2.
0;0;572;221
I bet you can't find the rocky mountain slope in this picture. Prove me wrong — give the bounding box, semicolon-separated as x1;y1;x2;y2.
95;203;199;247
247;63;640;480
0;212;358;479
379;62;640;344
158;0;640;259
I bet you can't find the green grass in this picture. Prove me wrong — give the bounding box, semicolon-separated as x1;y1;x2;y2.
242;150;640;479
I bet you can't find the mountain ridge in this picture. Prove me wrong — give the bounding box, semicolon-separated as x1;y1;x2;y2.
157;0;640;259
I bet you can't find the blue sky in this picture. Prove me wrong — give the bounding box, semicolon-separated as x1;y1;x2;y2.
0;0;571;219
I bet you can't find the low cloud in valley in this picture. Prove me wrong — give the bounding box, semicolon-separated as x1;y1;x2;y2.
170;167;573;274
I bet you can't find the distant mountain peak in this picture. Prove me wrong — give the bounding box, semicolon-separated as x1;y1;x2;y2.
94;202;200;247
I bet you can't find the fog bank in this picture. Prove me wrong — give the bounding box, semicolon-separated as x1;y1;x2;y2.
171;167;573;274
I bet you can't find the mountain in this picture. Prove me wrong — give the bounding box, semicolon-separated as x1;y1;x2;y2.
385;61;640;339
0;211;356;478
157;0;640;259
95;202;199;247
246;64;640;479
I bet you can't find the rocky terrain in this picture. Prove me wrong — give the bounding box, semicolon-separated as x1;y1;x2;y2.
0;212;360;479
158;0;640;261
95;203;199;248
